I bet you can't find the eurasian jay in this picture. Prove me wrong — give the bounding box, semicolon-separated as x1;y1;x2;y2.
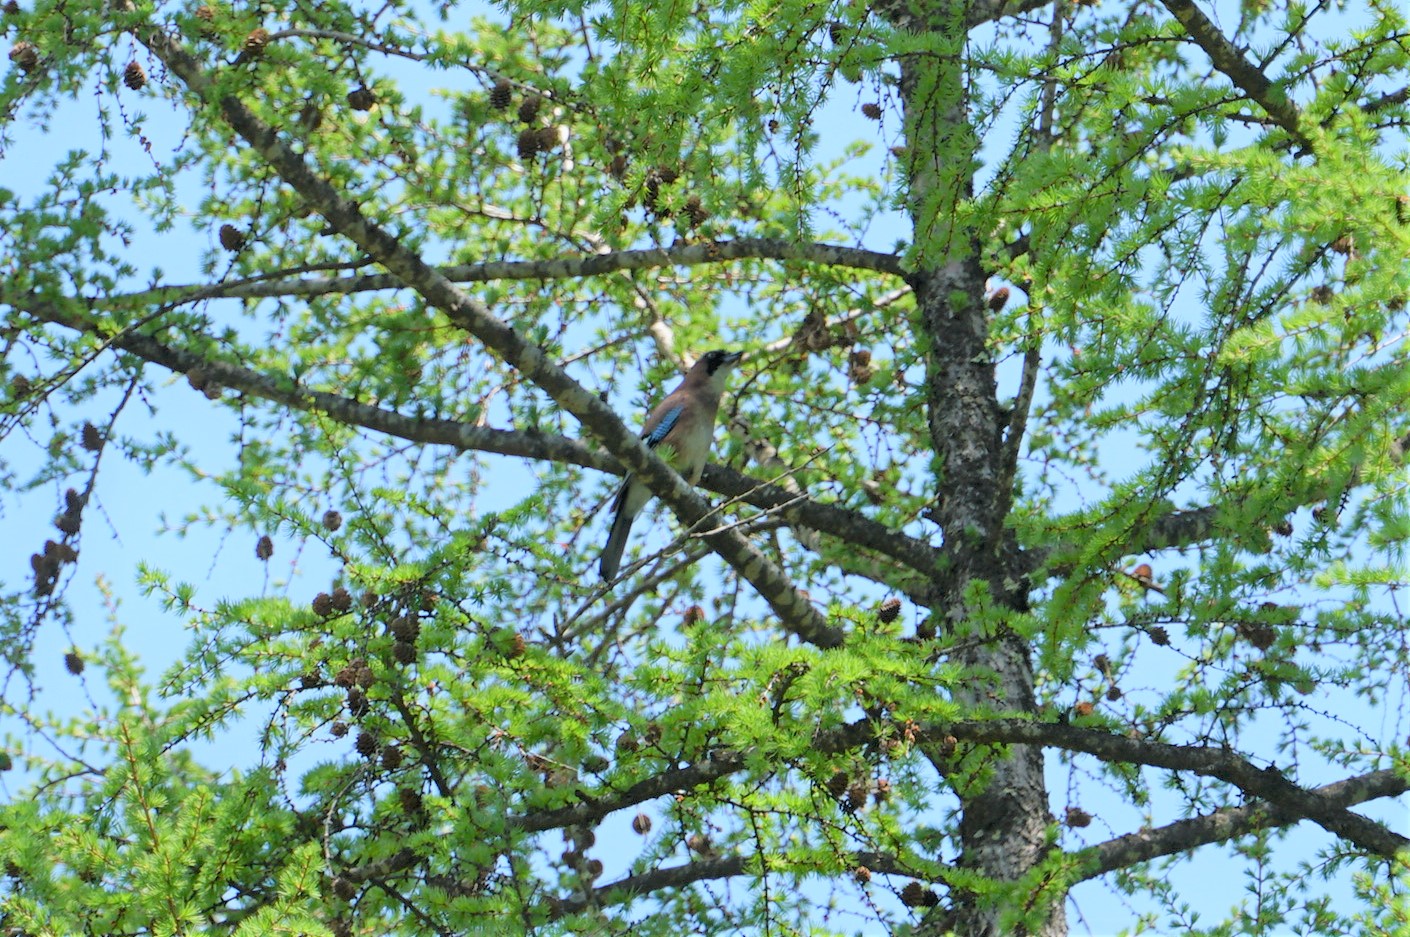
599;349;743;580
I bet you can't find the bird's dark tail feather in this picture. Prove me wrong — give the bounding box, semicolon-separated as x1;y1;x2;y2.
599;504;634;580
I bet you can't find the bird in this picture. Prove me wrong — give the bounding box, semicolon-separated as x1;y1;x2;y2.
599;349;743;580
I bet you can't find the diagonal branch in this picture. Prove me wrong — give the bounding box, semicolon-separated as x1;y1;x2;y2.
1364;84;1410;114
701;465;940;587
20;292;604;469
1158;0;1310;150
140;26;843;649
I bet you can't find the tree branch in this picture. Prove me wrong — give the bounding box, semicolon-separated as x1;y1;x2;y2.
701;465;940;588
1026;503;1223;578
515;716;1406;865
1077;767;1410;881
1364;84;1410;114
338;720;1402;890
1136;504;1221;552
1157;0;1310;150
19;293;601;468
141;26;844;649
124;240;906;307
933;719;1409;859
17;291;943;585
548;855;748;918
513;749;751;834
963;0;1056;27
997;340;1041;522
544;849;927;919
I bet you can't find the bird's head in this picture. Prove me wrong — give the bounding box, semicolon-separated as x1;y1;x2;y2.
692;349;743;391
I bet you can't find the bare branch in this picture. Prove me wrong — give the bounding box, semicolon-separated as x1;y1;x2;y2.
998;340;1041;518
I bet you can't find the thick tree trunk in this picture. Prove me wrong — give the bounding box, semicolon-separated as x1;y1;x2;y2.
894;6;1067;935
911;269;1062;937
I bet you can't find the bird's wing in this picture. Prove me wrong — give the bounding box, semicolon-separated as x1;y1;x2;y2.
642;404;683;449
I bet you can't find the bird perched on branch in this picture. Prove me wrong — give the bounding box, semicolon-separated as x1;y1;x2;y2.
600;349;743;580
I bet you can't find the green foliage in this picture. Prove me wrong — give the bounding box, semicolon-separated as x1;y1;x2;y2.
2;0;1410;932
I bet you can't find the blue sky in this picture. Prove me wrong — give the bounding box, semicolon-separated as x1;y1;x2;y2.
3;1;1407;933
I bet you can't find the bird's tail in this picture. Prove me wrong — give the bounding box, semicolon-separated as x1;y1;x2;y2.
599;498;635;581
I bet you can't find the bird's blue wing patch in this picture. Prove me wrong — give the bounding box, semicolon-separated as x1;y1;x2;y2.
643;405;683;448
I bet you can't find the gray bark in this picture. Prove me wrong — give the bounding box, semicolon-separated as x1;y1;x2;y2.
892;2;1067;933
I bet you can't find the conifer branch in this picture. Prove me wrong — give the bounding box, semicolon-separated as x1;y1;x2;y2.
19;291;941;587
139;28;845;649
963;0;1055;27
544;851;925;919
939;719;1409;858
1078;767;1409;880
124;240;906;306
1158;0;1310;149
516;717;1407;860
